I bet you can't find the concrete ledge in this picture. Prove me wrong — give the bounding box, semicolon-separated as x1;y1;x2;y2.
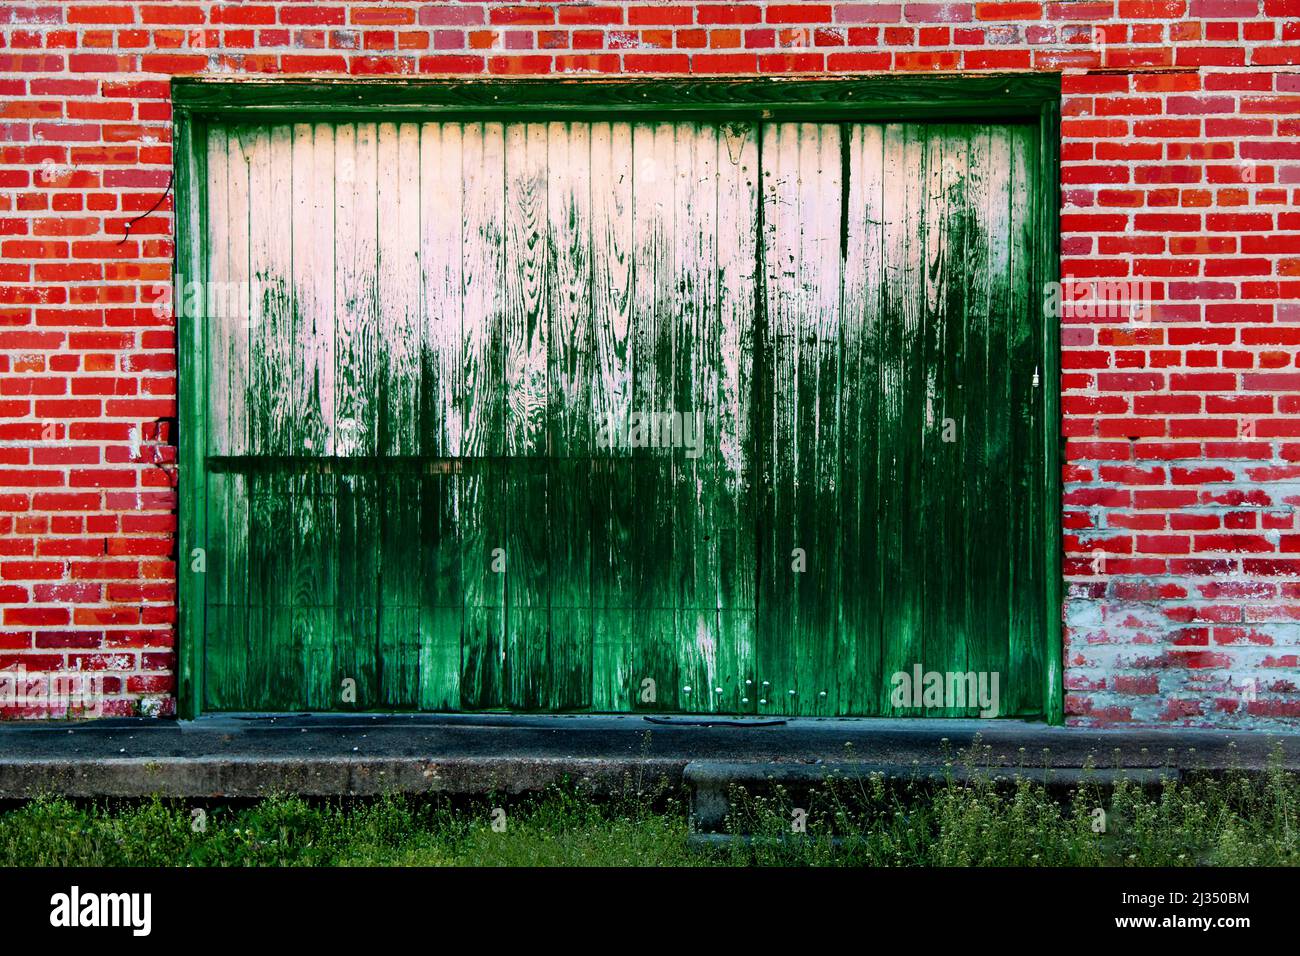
0;756;688;800
684;760;1184;832
0;714;1296;799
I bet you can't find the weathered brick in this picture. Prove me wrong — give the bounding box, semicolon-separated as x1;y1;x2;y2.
0;0;1294;730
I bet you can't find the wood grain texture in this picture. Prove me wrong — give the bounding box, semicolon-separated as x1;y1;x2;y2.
176;109;207;716
291;122;336;708
376;121;423;707
878;123;925;715
459;121;507;710
628;122;679;711
333;121;380;706
247;125;298;704
715;122;759;716
174;75;1063;123
1006;123;1042;718
201;124;230;711
198;116;1047;719
673;123;715;712
418;120;465;711
202;125;251;710
840;122;884;716
758;121;798;717
502;122;549;710
800;123;842;717
589;121;635;711
545;121;593;710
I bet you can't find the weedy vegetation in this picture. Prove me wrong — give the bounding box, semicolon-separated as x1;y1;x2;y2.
2;745;1296;867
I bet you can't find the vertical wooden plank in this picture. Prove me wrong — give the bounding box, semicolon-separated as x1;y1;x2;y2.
589;121;636;712
758;122;800;716
294;123;336;458
755;122;843;717
841;123;885;715
673;123;721;713
201;124;228;711
419;121;465;711
920;127;969;715
209;123;244;712
377;120;423;456
248;470;295;707
918;125;945;716
249;126;294;457
292;468;336;712
628;121;679;711
1039;100;1064;726
792;121;818;716
335;121;379;459
918;122;939;716
245;125;297;707
545;121;593;710
376;121;423;707
798;123;842;716
203;475;249;708
1006;123;1042;717
271;125;298;703
943;127;971;713
175;109;207;717
292;121;337;708
460;121;507;709
201;124;245;710
333;121;380;707
207;126;255;708
502;122;549;710
962;124;1001;717
220;127;251;460
878;123;925;714
715;121;758;715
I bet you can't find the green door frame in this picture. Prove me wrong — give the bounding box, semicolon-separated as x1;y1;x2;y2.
172;74;1063;722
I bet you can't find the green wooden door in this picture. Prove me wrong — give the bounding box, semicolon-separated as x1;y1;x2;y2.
754;122;1045;718
200;119;759;713
197;117;1045;718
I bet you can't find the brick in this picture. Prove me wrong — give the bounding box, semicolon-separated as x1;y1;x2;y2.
0;0;1291;732
835;3;904;20
903;3;973;19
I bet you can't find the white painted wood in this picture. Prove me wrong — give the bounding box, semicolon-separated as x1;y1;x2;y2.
503;122;548;457
546;120;592;458
205;125;231;458
289;122;336;457
716;122;757;502
421;121;464;459
376;121;422;456
334;121;379;457
715;120;757;633
460;121;505;461
224;126;252;458
590;121;633;453
246;124;295;455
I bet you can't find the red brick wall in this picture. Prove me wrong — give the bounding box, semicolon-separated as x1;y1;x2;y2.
1;1;1297;725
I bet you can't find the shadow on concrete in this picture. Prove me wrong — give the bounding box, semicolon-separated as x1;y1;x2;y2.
0;713;1296;798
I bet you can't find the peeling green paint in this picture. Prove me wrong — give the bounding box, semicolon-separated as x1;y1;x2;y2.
184;89;1058;719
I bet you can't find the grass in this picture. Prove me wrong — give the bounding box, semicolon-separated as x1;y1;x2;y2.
2;748;1298;867
0;786;703;868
